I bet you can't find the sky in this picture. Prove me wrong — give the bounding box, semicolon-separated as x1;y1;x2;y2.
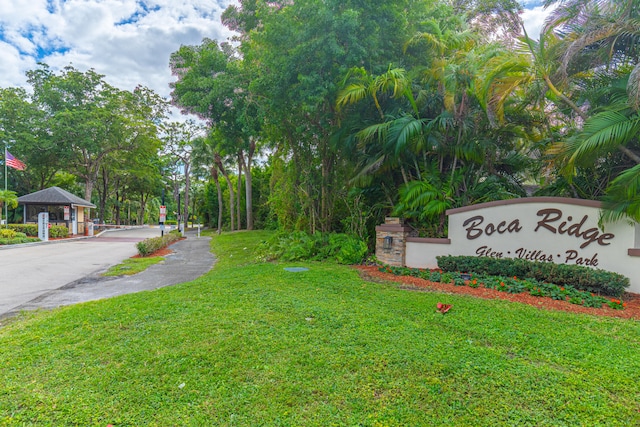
0;0;552;119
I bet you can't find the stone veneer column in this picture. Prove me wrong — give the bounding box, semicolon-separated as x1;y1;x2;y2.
375;217;414;266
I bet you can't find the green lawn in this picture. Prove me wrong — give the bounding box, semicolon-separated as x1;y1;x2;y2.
1;230;639;426
102;256;165;276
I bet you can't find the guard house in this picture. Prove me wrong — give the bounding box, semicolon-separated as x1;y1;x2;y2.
17;187;96;235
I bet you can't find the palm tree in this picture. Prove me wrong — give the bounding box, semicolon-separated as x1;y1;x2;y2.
540;0;640;220
337;18;534;233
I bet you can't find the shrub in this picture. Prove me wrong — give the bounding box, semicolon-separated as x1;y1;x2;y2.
0;229;18;239
8;224;69;238
9;224;38;236
0;228;39;245
331;234;368;265
50;225;69;238
436;255;629;297
258;231;368;264
136;231;182;257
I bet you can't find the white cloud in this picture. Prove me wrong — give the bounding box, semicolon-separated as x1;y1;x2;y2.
0;0;238;107
521;4;555;40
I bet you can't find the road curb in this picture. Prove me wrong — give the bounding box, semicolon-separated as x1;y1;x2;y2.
0;226;146;250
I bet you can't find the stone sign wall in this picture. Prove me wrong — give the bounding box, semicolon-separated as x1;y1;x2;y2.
377;197;640;294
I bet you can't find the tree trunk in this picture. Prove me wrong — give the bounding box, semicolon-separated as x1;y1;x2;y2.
215;154;234;231
98;167;108;224
241;140;255;230
237;151;243;230
114;180;121;226
183;161;191;228
211;166;223;233
139;191;148;225
242;141;254;230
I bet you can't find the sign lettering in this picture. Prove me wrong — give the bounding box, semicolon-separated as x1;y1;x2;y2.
463;215;522;240
535;208;614;248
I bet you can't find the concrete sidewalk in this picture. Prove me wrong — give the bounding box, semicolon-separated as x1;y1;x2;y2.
1;231;215;320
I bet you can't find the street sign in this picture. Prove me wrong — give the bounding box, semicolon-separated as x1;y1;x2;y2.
159;205;167;224
38;212;49;241
64;205;70;220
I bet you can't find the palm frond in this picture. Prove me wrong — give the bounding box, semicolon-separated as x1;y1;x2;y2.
385;115;429;157
628;63;640;111
404;31;446;55
349;154;387;186
560;22;636;77
569;110;640;165
600;163;640;223
335;83;368;109
355;121;393;145
373;68;409;99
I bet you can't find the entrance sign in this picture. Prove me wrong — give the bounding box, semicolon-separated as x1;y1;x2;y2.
381;198;640;293
38;212;49;242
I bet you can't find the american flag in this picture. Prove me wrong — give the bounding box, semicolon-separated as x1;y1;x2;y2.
6;150;26;171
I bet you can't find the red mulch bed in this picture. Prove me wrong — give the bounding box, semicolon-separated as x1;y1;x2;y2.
131;247;173;258
355;266;640;321
130;237;185;258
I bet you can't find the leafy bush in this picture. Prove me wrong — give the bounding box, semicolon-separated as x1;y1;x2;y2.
8;224;69;238
50;225;69;238
437;255;629;297
0;228;40;244
0;228;18;239
8;224;38;236
379;264;617;310
258;231;368;264
0;232;40;245
136;231;182;257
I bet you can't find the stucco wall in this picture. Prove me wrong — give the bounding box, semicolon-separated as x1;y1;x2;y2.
404;198;640;294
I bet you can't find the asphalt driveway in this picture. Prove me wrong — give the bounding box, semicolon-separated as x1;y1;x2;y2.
0;227;214;319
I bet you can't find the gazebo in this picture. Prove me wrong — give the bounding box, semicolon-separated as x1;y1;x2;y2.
17;187;96;235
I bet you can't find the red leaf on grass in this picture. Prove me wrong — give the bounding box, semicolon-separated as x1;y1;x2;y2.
436;302;452;314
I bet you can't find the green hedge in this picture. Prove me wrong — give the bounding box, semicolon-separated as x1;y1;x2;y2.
7;224;68;238
8;224;38;236
0;237;40;245
436;255;629;297
0;228;40;245
136;231;182;257
49;225;69;238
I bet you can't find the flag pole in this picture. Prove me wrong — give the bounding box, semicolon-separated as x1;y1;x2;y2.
4;142;8;228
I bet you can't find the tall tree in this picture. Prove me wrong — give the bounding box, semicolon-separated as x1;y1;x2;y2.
26;65;164;203
161;120;205;230
170;39;259;230
230;0;435;232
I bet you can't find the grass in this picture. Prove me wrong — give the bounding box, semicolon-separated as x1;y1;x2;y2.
102;256;165;276
0;230;639;426
102;256;164;276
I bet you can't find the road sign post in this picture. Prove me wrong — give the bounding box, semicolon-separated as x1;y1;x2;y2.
159;205;166;236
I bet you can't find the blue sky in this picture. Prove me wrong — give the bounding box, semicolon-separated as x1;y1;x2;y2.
0;1;551;116
0;1;237;100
